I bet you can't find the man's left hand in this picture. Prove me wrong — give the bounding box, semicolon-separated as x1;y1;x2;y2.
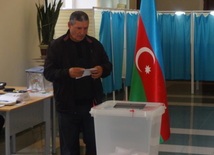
91;66;103;79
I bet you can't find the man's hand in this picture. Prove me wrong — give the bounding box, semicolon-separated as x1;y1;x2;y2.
90;66;103;79
69;67;84;78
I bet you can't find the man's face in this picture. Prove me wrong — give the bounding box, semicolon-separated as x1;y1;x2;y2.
68;20;89;42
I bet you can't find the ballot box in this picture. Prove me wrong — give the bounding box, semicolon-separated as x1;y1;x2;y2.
90;100;165;155
25;67;52;92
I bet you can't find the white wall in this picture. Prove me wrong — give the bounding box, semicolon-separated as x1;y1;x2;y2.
0;0;40;86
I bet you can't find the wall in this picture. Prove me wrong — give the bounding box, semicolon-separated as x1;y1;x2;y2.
0;0;39;86
97;0;136;9
156;0;204;10
129;0;137;9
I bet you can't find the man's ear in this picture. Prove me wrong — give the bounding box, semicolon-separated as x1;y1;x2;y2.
68;22;71;28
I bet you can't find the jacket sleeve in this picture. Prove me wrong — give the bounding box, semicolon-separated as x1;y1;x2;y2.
43;40;70;82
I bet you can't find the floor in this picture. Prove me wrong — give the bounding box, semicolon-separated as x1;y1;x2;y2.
159;81;214;155
1;80;214;155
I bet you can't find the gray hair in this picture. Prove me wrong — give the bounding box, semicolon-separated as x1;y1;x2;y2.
69;11;89;25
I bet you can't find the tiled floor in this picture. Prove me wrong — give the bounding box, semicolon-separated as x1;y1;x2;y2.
159;81;214;155
1;80;214;155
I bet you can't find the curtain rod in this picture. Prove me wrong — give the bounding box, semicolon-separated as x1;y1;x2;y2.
158;10;214;13
93;7;139;13
94;7;214;14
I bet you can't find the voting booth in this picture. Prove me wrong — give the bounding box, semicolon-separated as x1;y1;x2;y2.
90;100;165;155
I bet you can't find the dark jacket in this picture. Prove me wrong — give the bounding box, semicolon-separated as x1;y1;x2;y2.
44;31;112;112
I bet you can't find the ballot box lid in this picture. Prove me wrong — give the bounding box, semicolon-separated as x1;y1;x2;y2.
90;100;165;118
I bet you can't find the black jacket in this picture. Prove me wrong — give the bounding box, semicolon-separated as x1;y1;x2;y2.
44;31;112;112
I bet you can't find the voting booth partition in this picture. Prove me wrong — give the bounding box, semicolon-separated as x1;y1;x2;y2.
90;101;165;155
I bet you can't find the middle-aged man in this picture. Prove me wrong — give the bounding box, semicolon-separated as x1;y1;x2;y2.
44;11;112;155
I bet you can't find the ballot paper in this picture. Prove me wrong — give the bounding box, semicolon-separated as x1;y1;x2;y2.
76;68;97;79
0;92;30;106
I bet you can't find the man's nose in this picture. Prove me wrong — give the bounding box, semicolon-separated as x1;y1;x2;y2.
80;28;86;34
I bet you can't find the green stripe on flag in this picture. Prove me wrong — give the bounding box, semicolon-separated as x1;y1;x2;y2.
129;66;147;101
160;136;164;144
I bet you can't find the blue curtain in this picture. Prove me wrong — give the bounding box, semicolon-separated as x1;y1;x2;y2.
125;13;138;87
111;12;125;91
99;12;114;93
194;14;214;81
99;11;124;93
158;14;191;80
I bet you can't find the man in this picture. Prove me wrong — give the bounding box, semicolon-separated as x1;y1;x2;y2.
44;11;112;155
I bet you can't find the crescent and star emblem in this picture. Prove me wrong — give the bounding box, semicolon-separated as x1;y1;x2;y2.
135;47;156;73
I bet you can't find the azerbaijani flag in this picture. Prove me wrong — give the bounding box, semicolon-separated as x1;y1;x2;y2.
129;0;170;143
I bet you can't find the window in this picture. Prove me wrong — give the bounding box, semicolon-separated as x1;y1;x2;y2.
62;0;98;9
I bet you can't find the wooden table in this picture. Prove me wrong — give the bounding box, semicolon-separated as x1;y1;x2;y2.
0;87;55;155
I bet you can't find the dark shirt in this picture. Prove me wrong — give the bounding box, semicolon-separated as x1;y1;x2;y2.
72;39;94;100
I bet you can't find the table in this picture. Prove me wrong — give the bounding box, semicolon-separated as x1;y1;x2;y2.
0;87;55;155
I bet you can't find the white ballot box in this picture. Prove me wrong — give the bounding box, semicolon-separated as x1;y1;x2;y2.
90;100;165;155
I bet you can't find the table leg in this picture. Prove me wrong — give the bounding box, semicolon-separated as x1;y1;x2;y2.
11;134;16;153
5;112;11;155
44;99;51;154
51;97;56;153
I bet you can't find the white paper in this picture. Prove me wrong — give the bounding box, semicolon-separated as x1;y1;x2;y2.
0;92;30;105
0;94;18;102
76;68;97;79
